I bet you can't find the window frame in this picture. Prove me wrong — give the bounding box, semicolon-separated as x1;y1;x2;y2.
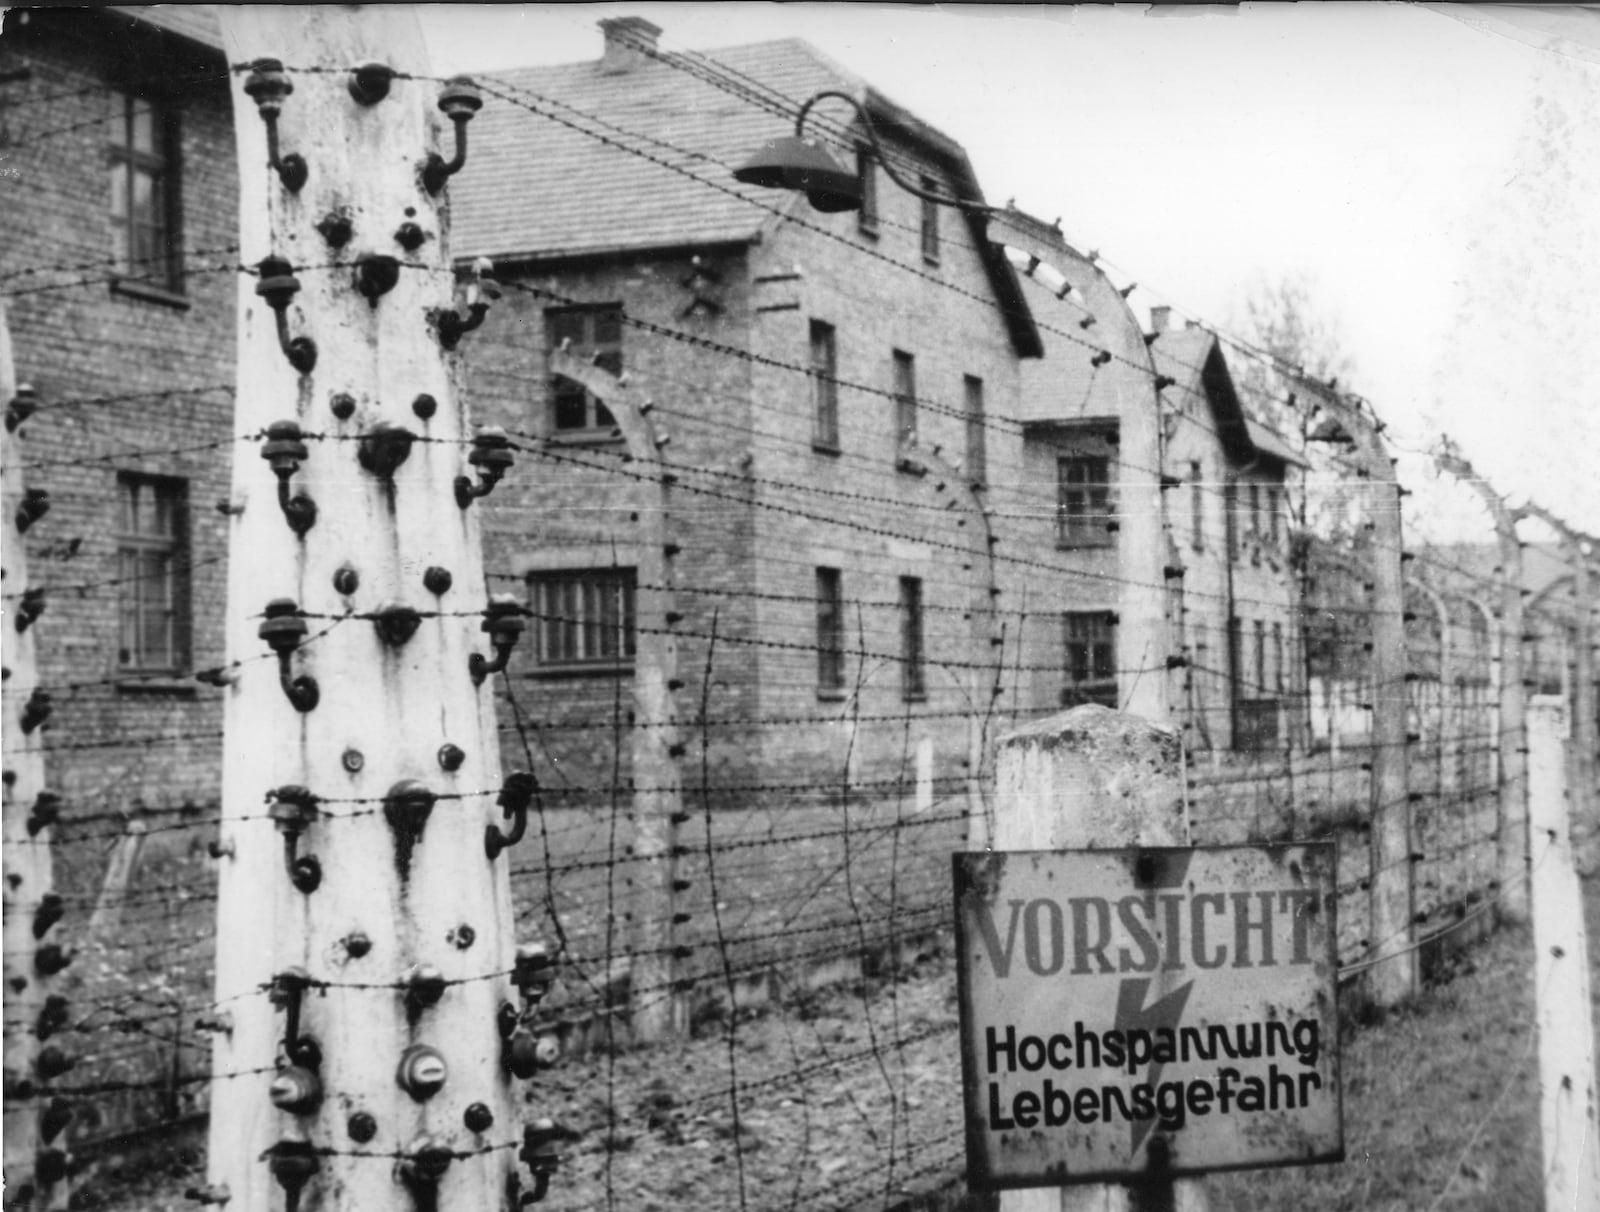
1056;454;1114;548
856;145;879;236
892;349;918;448
810;320;840;452
1062;610;1118;708
899;575;926;701
116;472;190;677
527;567;638;674
919;176;940;265
1189;460;1204;551
544;305;624;441
816;567;845;696
964;374;987;487
107;87;183;296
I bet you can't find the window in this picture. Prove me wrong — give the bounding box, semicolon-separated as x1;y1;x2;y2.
964;375;987;486
108;89;180;290
856;146;878;235
919;176;940;264
117;474;188;673
1063;612;1118;708
892;350;917;446
816;567;845;694
899;576;925;700
1056;456;1113;547
546;307;622;436
528;569;636;669
1224;482;1240;560
1254;619;1266;693
1189;461;1204;551
1271;622;1285;695
1265;483;1282;546
810;320;839;451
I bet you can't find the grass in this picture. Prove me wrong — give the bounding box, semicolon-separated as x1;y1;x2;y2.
1207;917;1541;1210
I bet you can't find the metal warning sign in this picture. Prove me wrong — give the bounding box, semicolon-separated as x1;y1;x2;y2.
953;844;1342;1188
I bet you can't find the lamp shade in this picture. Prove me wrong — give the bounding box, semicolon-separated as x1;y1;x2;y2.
732;136;862;213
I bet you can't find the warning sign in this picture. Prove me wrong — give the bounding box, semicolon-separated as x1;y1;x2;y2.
953;845;1342;1188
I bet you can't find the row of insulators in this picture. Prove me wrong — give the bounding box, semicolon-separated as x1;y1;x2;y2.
4;399;73;1203
243;772;534;899
257;413;512;545
195;942;561;1210
256;592;528;716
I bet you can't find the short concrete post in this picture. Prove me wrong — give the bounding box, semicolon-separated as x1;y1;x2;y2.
973;705;1206;1212
1527;695;1600;1208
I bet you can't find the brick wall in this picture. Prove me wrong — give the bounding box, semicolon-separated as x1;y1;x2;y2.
4;13;236;842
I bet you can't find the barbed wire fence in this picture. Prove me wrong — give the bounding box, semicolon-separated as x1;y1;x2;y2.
2;34;1596;1212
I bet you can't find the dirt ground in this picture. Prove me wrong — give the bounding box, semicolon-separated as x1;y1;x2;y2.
79;868;1581;1212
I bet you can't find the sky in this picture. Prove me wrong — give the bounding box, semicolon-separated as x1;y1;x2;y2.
418;3;1600;545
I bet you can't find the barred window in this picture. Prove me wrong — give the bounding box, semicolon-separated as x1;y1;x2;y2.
117;474;189;672
529;569;636;668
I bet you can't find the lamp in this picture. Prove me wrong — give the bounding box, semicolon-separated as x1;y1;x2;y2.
733;89;996;216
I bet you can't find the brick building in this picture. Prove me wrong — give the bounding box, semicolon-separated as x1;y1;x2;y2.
453;18;1049;809
3;8;236;824
5;9;1312;828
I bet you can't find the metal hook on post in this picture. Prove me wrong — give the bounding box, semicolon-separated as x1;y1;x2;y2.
267;785;322;893
436;258;499;350
242;60;308;193
268;968;316;1057
454;424;513;508
254;258;317;374
518;1120;563;1205
469;594;525;686
15;487;50;534
422;77;483;195
260;421;317;536
259;599;320;712
485;771;535;860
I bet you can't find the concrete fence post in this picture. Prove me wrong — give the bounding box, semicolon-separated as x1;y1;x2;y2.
204;11;539;1211
1436;445;1529;922
1330;403;1415;1007
1527;695;1600;1208
3;303;71;1209
972;705;1206;1212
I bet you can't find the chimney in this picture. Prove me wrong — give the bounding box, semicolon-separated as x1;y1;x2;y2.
1149;305;1171;334
599;16;662;73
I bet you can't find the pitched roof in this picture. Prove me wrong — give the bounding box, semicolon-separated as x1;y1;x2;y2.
1245;417;1309;469
111;5;224;51
452;32;1040;356
1150;328;1255;463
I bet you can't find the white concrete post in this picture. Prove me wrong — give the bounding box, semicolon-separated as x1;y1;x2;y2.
205;12;539;1211
3;305;71;1210
973;705;1205;1212
1527;695;1600;1208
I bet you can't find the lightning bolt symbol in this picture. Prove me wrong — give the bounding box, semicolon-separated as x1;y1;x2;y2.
1114;975;1194;1156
